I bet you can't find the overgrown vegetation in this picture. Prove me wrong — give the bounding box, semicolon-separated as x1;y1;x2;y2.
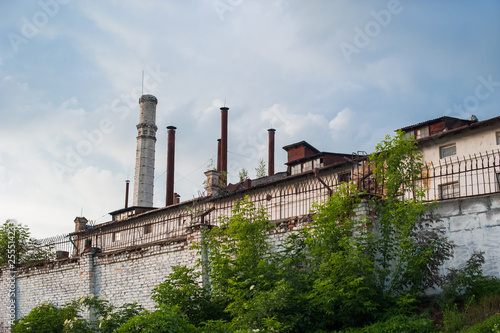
0;219;54;266
11;132;500;332
12;295;143;333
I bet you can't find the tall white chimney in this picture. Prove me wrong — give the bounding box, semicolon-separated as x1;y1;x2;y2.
133;94;158;207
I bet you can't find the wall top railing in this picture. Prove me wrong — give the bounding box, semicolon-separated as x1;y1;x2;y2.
30;150;500;258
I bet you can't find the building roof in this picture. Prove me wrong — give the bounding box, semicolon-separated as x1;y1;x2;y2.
282;140;320;153
284;151;352;166
414;116;500;144
398;116;475;132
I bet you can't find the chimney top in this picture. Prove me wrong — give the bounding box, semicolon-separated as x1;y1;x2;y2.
74;217;88;232
268;128;276;132
139;94;158;105
167;125;177;130
220;106;229;111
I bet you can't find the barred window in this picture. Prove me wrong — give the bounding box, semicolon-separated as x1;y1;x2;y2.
143;224;152;235
440;144;456;159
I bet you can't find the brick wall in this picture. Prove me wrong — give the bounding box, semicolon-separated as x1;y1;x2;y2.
1;195;500;332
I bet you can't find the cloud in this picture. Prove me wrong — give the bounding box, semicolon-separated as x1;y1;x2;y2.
329;107;353;132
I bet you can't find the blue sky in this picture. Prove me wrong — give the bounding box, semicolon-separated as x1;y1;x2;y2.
1;0;499;238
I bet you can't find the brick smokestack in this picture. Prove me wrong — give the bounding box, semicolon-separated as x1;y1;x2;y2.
268;128;276;176
166;126;176;206
133;95;158;207
217;138;221;171
220;107;229;186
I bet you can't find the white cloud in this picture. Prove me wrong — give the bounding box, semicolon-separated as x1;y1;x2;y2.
329;107;353;132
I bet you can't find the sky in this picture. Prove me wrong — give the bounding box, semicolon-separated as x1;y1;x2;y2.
1;0;499;238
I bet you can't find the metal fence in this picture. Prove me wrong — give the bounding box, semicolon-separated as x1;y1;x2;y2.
355;149;500;201
31;150;500;257
30;233;74;259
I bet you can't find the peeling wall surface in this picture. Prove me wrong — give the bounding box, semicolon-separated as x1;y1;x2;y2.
1;195;500;331
430;194;500;278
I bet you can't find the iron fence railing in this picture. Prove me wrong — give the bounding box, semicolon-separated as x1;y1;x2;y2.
30;150;500;257
355;149;500;201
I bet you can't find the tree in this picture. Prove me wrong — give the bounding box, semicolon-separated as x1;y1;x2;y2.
0;219;54;266
238;167;249;182
369;130;454;299
255;158;266;178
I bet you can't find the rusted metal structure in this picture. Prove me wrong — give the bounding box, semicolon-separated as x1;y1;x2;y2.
166;126;176;206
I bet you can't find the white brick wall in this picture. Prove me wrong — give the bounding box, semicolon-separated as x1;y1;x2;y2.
1;195;500;332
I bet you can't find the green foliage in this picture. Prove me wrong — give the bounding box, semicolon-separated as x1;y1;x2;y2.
337;314;438;333
12;302;74;333
0;219;54;266
204;197;292;330
116;306;199;333
440;252;500;306
12;295;143;333
255;158;267;178
152;266;225;325
238;168;249;182
305;183;379;328
461;314;500;333
369;131;454;298
370;130;425;198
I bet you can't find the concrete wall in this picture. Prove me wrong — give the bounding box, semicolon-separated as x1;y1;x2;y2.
429;194;500;277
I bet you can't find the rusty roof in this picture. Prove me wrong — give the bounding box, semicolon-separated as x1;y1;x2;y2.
398;116;475;132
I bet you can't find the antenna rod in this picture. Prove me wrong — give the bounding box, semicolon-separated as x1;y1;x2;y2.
142;70;144;95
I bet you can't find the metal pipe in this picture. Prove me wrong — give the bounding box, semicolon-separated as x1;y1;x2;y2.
166;126;176;206
268;128;275;176
125;180;130;208
220;107;229;186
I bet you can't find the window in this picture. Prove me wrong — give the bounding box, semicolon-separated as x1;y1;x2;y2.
303;161;313;172
143;224;152;235
112;232;121;242
439;182;459;199
440;144;456;159
313;158;323;169
291;164;301;175
415;127;429;139
338;172;351;183
496;132;500;145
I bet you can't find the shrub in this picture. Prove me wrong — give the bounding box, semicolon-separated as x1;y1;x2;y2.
116;306;199;333
335;314;438;333
152;266;224;325
461;314;500;333
12;302;75;333
440;252;500;306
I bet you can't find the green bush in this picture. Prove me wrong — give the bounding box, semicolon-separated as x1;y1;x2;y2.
12;302;75;333
461;314;500;333
336;314;438;333
153;266;225;325
116;306;199;333
12;295;142;333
